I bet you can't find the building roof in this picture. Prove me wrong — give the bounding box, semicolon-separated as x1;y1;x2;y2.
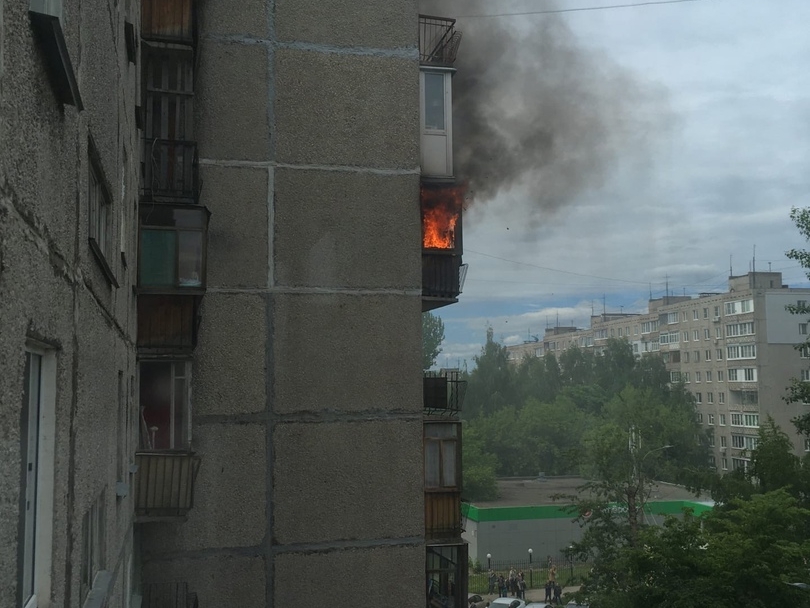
469;477;703;508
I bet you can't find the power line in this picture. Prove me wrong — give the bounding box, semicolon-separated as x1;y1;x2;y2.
456;0;708;19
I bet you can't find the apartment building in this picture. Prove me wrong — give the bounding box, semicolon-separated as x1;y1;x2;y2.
3;1;467;607
1;2;141;608
506;272;810;466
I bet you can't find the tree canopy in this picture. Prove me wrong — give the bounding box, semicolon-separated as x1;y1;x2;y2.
422;311;445;370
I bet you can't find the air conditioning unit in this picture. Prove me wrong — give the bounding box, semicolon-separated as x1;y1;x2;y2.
713;316;721;322
719;447;726;452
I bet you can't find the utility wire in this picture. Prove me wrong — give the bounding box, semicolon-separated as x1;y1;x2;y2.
456;0;708;19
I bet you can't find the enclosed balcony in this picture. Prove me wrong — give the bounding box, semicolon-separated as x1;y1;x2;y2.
142;139;200;203
142;0;195;45
134;451;200;521
138;203;209;294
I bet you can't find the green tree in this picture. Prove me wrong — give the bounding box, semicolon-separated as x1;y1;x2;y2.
785;207;810;420
463;327;516;418
462;426;499;501
422;311;445;370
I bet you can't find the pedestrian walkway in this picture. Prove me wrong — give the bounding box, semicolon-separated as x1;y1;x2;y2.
481;585;581;604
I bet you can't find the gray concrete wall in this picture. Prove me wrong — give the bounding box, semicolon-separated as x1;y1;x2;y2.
139;1;425;606
0;0;140;606
464;519;583;566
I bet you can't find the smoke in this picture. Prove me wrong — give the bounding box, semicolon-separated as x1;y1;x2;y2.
421;0;670;220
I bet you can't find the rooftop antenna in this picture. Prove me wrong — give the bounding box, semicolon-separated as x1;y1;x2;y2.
752;244;756;288
649;283;652;301
591;300;594;316
603;294;606;316
556;310;559;327
665;276;669;303
730;254;733;277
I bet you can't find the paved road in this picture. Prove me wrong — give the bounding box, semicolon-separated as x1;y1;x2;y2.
480;585;581;604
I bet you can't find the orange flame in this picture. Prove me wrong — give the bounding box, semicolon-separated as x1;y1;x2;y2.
421;183;466;250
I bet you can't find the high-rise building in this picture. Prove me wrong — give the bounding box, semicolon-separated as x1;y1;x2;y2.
2;1;468;606
506;272;810;465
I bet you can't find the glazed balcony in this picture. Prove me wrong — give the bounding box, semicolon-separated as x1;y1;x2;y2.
142;139;200;203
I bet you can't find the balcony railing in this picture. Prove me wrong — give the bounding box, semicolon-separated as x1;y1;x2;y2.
423;256;467;309
142;582;199;608
134;450;200;521
142;139;200;203
425;490;463;540
419;14;462;66
424;370;467;414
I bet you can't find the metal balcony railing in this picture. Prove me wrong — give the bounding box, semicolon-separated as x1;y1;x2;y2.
134;450;200;521
142;139;200;203
419;14;462;66
424;369;467;414
142;582;199;608
423;253;465;304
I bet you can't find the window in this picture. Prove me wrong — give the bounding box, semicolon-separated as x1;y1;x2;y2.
424;422;460;489
802;370;810;382
731;434;745;448
682;311;688;322
683;352;690;363
708;412;715;423
695;371;701;383
682;331;689;342
706;370;712;382
709;435;715;447
727;344;756;359
744;368;757;382
88;139;117;285
704;328;711;340
719;394;726;406
618;328;623;337
694;351;700;362
693;330;699;341
139;361;192;449
705;350;712;361
726;299;753;316
731;413;743;426
799;300;807;309
717;370;724;382
697;411;703;421
720;435;727;447
693;309;699;320
716;348;723;360
710;455;716;466
745;436;758;450
703;308;709;319
726;322;755;337
728;369;738;382
722;457;728;470
800;346;810;358
801;324;808;336
715;327;723;338
423;72;446;130
20;348;56;608
683;372;690;383
670;371;682;383
714;306;720;317
80;490;107;603
744;414;759;428
695;393;702;404
805;438;810;452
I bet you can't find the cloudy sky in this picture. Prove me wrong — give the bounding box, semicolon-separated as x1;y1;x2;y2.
433;0;810;368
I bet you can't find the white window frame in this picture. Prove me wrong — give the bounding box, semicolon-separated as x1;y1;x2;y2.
20;344;57;608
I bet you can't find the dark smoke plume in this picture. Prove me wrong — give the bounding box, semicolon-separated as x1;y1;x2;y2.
421;0;669;219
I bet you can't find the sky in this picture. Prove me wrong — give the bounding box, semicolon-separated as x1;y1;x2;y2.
433;0;810;369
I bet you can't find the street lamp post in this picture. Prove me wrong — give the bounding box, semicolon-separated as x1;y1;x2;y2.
568;545;574;583
487;553;491;571
528;549;533;588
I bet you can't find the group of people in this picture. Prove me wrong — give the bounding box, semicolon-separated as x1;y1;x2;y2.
488;568;527;599
486;564;564;605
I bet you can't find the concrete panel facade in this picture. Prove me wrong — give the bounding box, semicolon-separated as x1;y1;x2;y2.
0;0;140;606
138;0;426;606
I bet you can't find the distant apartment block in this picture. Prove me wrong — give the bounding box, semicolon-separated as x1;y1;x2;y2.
506;272;810;466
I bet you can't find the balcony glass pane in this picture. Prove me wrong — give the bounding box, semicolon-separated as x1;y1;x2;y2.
442;439;457;485
424;72;445;130
178;230;203;287
140;229;176;287
425;440;440;486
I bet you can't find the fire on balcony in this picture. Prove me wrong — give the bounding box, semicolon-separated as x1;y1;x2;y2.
421;182;465;251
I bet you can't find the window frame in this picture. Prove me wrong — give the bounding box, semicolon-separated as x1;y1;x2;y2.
87;137;119;287
424;420;461;491
139;359;193;450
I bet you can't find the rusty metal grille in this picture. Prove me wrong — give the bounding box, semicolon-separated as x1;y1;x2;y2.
419;14;462;65
424;370;467;414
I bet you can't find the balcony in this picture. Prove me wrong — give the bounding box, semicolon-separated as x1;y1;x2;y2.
419;14;462;66
134;451;200;521
142;582;199;608
142;139;200;203
425;491;463;540
138;203;209;294
142;0;195;44
424;370;467;414
422;182;465;310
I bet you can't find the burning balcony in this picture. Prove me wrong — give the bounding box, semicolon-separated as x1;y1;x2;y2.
134;450;200;521
419;15;462;66
422;183;466;310
424;370;467;414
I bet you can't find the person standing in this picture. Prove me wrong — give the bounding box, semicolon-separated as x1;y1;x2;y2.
544;580;552;602
488;569;496;595
497;574;507;597
518;572;526;600
508;567;517;597
553;582;562;605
